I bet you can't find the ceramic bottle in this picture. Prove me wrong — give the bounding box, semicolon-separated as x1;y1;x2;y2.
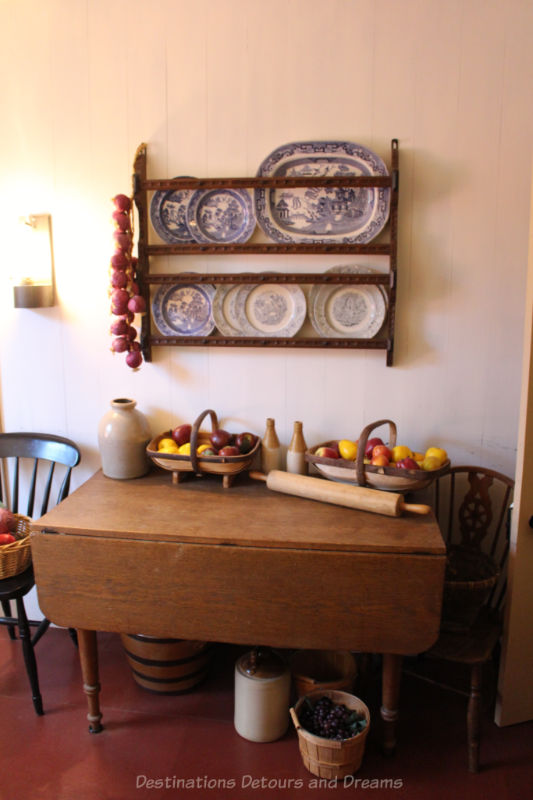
261;418;282;474
98;397;151;479
234;648;291;742
286;420;308;475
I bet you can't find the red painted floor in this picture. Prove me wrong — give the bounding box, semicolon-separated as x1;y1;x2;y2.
1;629;532;800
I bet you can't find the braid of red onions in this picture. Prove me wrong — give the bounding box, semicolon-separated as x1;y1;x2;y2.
109;194;146;369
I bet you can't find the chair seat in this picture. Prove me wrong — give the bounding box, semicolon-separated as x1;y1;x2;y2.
0;566;35;601
426;606;502;665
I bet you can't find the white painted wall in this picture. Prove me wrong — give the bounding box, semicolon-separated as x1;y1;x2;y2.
1;0;532;620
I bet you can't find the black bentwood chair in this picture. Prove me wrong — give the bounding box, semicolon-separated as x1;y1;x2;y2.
0;432;81;714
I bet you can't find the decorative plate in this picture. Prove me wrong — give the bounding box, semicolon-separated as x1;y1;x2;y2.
254;141;390;244
150;178;195;243
309;264;388;311
310;266;386;339
212;284;242;336
232;282;307;337
186;188;256;244
152;282;216;337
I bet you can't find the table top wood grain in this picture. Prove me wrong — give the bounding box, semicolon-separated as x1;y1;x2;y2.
31;469;446;556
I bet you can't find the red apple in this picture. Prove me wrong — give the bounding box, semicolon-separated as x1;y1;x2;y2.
396;457;420;470
372;444;391;460
235;432;257;454
365;437;384;458
210;429;233;450
218;446;240;457
0;508;15;531
371;454;389;467
315;446;340;459
0;532;16;544
171;424;192;446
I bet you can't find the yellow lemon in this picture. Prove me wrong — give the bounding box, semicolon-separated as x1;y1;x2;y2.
178;442;191;455
425;446;447;466
158;437;177;451
196;443;211;454
421;455;441;471
158;445;179;455
391;445;412;463
338;439;358;460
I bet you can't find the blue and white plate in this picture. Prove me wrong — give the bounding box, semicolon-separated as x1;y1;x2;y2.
310;266;386;339
255;141;390;244
150;178;195;243
152;282;216;337
231;281;307;338
186;188;256;244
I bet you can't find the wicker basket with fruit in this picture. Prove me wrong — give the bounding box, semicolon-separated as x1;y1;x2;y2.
0;509;32;579
146;408;260;489
306;419;450;492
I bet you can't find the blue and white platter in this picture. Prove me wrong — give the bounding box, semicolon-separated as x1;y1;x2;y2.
152;282;216;337
186;188;256;244
150;178;195;243
255;141;390;244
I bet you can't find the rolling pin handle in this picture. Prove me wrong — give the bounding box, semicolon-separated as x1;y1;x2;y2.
249;471;267;482
399;502;431;515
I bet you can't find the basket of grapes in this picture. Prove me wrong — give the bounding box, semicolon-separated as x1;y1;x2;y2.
290;690;370;780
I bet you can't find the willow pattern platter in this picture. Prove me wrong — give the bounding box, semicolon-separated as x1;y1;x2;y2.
150;178;195;243
186;188;256;244
152;283;216;337
255;141;390;244
231;282;307;337
309;264;388;311
310;266;386;339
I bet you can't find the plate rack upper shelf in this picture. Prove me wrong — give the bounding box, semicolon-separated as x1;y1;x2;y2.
132;138;399;366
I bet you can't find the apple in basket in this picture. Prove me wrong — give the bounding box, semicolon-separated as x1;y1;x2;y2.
171;424;192;446
396;457;420;470
315;446;340;459
0;508;16;533
218;446;240;457
234;432;257;454
0;533;16;545
210;429;233;450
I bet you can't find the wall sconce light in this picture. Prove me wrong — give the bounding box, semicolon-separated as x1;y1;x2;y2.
13;214;55;308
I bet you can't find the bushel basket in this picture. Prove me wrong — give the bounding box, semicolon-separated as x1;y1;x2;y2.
290;689;370;780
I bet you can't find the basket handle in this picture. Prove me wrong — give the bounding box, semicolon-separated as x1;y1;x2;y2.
355;419;397;487
289;706;301;731
190;409;219;474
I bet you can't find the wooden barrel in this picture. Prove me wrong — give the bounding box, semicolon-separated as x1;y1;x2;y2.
120;634;214;694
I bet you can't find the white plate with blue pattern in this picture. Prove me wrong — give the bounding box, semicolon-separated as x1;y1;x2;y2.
255;141;390;244
152;282;216;337
310;266;386;339
186;188;256;244
150;178;195;243
231;281;307;337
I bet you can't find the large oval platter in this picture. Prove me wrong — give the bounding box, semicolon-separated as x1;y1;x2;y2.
254;141;390;244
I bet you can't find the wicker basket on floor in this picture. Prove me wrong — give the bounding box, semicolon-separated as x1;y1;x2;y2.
0;515;32;579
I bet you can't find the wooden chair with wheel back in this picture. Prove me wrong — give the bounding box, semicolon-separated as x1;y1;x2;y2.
0;432;81;715
405;465;514;772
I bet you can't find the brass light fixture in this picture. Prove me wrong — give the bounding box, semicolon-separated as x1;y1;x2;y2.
13;214;55;308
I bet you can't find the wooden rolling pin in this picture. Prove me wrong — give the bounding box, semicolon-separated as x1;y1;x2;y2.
249;470;430;518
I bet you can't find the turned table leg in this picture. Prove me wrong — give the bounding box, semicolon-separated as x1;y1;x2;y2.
77;629;103;733
381;653;403;755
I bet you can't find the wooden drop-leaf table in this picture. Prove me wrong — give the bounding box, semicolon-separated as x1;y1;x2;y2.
30;469;445;752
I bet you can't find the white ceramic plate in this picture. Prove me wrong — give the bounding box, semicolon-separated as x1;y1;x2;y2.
309;264;388;312
255;140;390;244
186;188;256;244
152;283;216;337
212;284;242;336
232;282;307;337
310;266;386;339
